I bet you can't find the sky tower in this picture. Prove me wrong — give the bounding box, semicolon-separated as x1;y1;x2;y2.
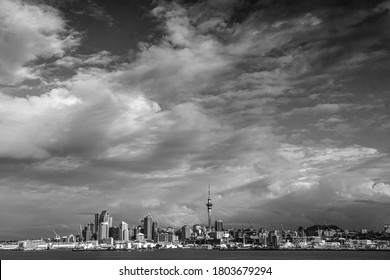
206;185;213;229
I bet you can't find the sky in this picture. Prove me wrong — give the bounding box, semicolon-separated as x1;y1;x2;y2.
1;0;390;240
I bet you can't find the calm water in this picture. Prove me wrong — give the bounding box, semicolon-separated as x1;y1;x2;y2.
1;249;390;260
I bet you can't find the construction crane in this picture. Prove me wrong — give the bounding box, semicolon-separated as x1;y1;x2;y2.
53;231;60;243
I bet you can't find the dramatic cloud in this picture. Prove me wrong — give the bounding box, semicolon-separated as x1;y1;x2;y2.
0;0;80;83
1;0;390;239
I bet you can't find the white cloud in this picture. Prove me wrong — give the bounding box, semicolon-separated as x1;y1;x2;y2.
152;2;193;47
0;89;81;159
279;144;378;165
1;0;390;238
54;51;119;68
0;0;80;83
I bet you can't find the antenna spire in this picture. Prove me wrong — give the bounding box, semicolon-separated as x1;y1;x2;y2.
206;184;213;229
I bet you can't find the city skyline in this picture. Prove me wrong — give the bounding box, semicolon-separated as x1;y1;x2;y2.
1;0;390;240
28;207;390;243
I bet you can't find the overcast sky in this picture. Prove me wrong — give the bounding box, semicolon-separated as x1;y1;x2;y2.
1;0;390;240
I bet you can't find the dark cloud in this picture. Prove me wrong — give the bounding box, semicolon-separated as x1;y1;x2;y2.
1;0;390;239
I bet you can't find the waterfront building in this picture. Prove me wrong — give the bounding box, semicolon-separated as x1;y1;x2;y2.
215;220;223;232
206;186;213;229
193;224;202;235
133;225;143;239
259;232;268;246
152;221;159;242
209;231;224;240
323;229;336;237
171;233;178;242
136;233;144;242
18;240;48;250
119;221;129;241
181;225;191;241
144;215;153;241
88;223;95;234
94;213;100;236
109;226;120;240
98;222;109;242
268;231;281;247
123;229;129;242
158;233;169;243
83;226;91;241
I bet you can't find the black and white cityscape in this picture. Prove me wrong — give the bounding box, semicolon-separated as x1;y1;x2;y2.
2;190;390;251
1;0;390;254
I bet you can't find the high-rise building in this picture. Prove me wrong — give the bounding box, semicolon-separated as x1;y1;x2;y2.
99;210;110;224
144;215;153;241
192;224;202;237
88;223;95;234
152;221;159;242
98;222;109;242
119;221;129;241
206;186;213;229
83;226;91;241
94;213;100;235
109;226;120;240
215;220;223;232
181;225;191;241
158;233;168;243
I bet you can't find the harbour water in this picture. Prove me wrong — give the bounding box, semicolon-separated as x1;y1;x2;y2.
1;249;390;260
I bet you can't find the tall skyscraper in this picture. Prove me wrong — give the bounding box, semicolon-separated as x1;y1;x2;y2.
144;215;153;241
88;223;94;235
108;216;113;228
119;221;129;241
152;221;159;241
215;220;223;232
98;222;109;242
83;226;91;241
109;226;120;240
181;225;191;241
99;210;110;224
94;213;100;233
206;186;213;229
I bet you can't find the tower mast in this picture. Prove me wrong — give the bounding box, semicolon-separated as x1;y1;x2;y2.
206;185;213;230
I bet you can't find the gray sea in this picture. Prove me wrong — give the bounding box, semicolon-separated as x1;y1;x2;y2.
1;249;390;260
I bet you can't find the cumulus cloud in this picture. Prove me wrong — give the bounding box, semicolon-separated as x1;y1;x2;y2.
0;0;80;83
0;89;81;159
115;18;230;106
1;0;390;238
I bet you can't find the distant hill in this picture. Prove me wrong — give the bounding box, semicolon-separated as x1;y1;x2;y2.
305;224;341;231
